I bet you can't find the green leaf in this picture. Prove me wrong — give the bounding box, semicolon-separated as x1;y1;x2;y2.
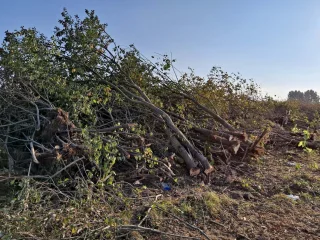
71;227;77;234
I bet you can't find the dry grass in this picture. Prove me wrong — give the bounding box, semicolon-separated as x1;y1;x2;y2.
0;144;320;240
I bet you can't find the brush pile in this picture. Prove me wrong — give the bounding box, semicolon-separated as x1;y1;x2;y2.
1;10;319;185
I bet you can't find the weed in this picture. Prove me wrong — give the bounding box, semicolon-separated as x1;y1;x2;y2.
202;191;236;217
179;201;195;218
203;192;222;216
239;178;254;191
295;163;302;170
308;162;319;171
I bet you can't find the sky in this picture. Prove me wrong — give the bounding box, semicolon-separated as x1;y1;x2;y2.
1;0;320;99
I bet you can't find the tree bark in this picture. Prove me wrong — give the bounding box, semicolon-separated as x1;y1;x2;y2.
165;127;201;176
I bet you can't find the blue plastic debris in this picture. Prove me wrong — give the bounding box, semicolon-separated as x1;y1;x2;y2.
161;182;171;191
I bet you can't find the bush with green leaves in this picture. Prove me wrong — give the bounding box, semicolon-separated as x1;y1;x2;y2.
0;8;280;185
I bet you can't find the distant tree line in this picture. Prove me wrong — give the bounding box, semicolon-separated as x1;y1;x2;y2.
288;90;320;103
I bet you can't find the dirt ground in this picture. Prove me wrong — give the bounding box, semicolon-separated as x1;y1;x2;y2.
0;144;319;240
133;145;320;240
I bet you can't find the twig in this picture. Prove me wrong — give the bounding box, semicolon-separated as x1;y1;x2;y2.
0;119;29;128
4;124;14;174
0;175;50;182
23;132;40;164
34;102;41;131
18;93;41;131
235;233;252;240
94;123;137;133
118;225;201;239
50;157;85;179
138;194;162;226
242;127;270;160
62;123;137;133
16;232;44;240
208;219;226;228
241;144;251;161
30;140;52;152
155;206;211;240
250;127;270;151
28;160;33;176
30;140;40;164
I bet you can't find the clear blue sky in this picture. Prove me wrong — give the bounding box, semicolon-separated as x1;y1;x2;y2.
1;0;320;99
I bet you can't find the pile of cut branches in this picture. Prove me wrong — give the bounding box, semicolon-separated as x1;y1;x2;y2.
0;10;318;187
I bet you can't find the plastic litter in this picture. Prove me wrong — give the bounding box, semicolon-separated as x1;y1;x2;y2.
287;162;297;166
286;194;299;201
161;182;171;191
133;180;142;185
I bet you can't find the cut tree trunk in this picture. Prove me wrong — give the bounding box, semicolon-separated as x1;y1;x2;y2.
165;127;201;176
193;128;241;154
